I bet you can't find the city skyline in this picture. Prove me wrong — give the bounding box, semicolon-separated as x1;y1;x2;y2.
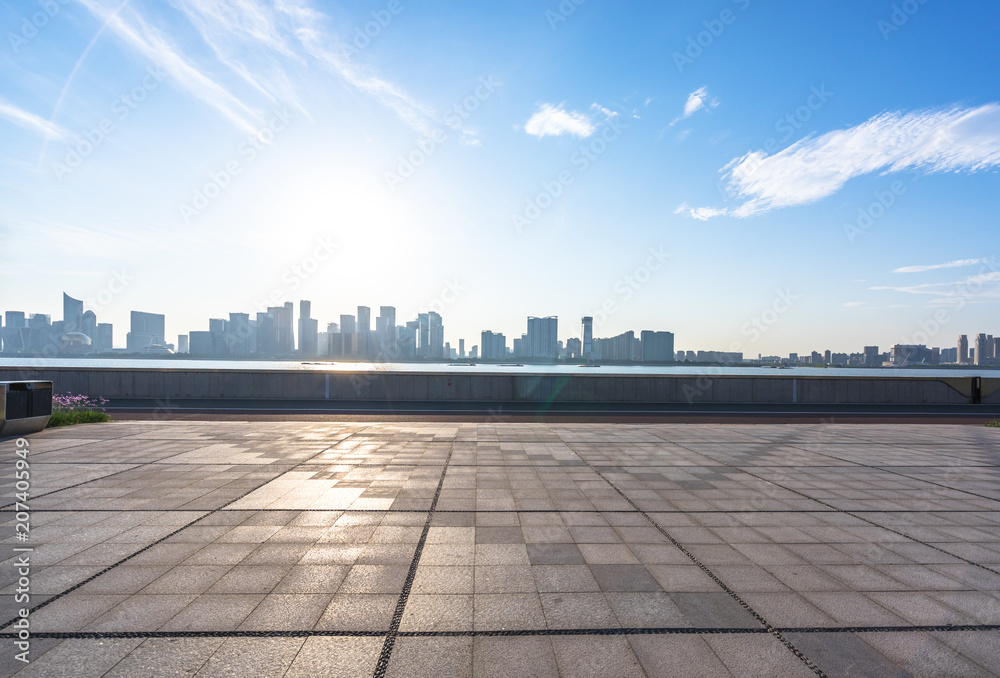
1;2;999;354
3;289;999;366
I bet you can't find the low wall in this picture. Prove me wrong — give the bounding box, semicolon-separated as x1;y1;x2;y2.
0;368;997;406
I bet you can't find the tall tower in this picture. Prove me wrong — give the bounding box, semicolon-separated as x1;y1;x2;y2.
63;293;84;334
958;335;969;364
581;316;593;360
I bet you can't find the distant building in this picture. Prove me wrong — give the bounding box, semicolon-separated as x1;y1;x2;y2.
526;316;558;359
126;311;165;353
975;333;989;366
178;334;189;354
481;330;507;360
63;293;83;334
581;317;593;359
96;323;113;353
459;339;465;358
863;346;880;367
566;337;582;359
298;301;318;356
958;335;969;363
594;331;636;361
640;331;674;362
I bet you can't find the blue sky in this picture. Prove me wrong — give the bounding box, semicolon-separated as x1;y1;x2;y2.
1;0;998;356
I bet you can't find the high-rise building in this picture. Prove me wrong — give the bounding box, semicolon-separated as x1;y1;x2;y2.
640;331;674;362
581;317;593;359
595;331;635;361
863;346;880;367
178;334;189;354
526;316;558;359
566;337;581;359
958;335;969;363
63;293;84;334
266;304;294;354
481;330;507;360
256;312;276;355
379;306;396;349
227;313;253;355
975;333;989;366
298;300;318;356
357;306;371;333
459;339;465;358
416;312;444;359
126;311;165;353
96;323;113;353
81;310;97;341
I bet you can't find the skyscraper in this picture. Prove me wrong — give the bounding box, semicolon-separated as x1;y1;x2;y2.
526;316;558;359
298;300;318;356
975;333;988;366
379;306;396;348
640;331;674;362
581;316;593;360
481;330;507;360
126;311;165;353
81;310;97;341
63;293;84;334
958;335;969;363
266;304;294;354
357;306;371;333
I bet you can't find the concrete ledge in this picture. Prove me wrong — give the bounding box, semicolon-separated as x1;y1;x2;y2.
1;367;997;406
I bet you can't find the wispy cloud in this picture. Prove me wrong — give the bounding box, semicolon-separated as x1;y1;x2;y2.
842;301;865;307
524;103;596;138
74;0;262;134
892;258;987;274
673;203;727;221
0;99;70;140
670;86;718;126
677;103;1000;219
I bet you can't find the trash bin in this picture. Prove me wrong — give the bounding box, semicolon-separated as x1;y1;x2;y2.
0;381;53;437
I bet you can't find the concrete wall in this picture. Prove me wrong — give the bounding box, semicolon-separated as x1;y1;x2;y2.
0;368;996;405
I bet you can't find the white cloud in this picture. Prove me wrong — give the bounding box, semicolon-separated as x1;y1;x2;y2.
674;203;727;221
892;258;987;274
842;301;866;307
74;0;262;134
0;99;70;140
670;86;718;126
677;103;1000;219
524;103;596;138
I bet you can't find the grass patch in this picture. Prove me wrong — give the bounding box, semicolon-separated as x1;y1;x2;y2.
987;420;1000;428
46;392;111;428
47;410;112;427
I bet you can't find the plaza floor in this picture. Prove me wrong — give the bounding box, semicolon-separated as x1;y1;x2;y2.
1;421;999;677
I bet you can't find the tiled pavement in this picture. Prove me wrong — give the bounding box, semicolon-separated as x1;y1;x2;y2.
0;421;999;677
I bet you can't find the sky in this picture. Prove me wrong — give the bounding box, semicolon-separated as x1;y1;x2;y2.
0;0;998;357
